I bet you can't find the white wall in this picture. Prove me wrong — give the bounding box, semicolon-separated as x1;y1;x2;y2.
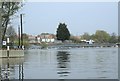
41;38;55;43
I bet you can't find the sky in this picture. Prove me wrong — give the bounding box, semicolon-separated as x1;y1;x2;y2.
13;2;118;36
26;0;119;2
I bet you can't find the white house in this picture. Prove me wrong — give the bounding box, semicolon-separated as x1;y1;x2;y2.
86;40;95;44
37;34;55;43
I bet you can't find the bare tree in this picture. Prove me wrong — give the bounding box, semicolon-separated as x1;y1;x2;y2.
0;1;23;42
6;26;17;42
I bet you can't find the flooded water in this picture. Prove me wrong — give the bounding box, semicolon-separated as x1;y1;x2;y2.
0;47;118;79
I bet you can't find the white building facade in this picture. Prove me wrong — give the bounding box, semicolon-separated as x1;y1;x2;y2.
37;34;55;43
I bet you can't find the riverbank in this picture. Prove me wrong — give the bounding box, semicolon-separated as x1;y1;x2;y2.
28;43;119;50
47;43;118;47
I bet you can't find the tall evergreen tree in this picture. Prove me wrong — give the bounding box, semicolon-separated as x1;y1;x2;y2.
56;23;70;42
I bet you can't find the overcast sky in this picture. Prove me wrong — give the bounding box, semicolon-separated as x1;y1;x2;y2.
13;2;118;36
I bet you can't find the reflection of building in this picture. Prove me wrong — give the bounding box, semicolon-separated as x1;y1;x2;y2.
0;58;24;80
57;51;70;79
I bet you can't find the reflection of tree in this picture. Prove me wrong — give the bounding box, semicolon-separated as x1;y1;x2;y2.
57;51;70;79
0;67;2;80
0;58;24;80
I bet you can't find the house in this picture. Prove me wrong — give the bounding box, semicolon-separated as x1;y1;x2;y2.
86;40;95;44
37;33;55;43
81;39;95;44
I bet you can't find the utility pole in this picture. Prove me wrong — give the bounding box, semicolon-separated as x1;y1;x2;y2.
18;25;21;48
0;3;2;49
0;12;1;49
20;14;23;49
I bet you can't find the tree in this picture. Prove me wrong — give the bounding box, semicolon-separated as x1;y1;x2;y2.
94;30;110;43
81;32;91;40
6;26;17;42
70;35;80;43
109;33;117;43
22;33;29;46
56;23;70;42
118;36;120;43
23;33;29;40
90;34;95;40
0;2;23;43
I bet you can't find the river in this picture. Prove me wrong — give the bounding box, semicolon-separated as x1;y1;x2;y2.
0;47;118;79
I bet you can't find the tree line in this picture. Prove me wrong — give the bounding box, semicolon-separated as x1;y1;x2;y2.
1;22;119;48
79;31;119;43
1;21;119;47
56;23;119;44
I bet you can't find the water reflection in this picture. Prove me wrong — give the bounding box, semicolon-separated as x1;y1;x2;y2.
0;57;24;80
0;48;116;79
57;51;71;79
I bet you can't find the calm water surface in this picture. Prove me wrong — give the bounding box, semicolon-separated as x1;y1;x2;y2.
0;47;118;79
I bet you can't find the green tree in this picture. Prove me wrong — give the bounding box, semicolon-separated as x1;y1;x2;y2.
94;30;110;43
90;34;95;40
81;32;91;40
109;33;117;43
22;33;29;46
23;33;29;40
118;36;120;43
56;23;70;42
